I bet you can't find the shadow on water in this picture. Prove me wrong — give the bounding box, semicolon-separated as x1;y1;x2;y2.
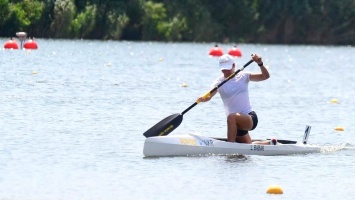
143;154;252;163
142;154;214;159
223;154;251;163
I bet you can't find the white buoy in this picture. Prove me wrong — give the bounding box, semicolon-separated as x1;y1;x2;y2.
16;32;27;49
180;83;188;87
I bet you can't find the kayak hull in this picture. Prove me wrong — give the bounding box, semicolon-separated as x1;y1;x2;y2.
143;133;321;157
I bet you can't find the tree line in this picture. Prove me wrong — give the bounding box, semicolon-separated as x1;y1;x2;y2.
0;0;354;45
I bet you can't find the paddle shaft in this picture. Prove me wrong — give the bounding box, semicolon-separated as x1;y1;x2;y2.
181;60;254;115
143;59;254;138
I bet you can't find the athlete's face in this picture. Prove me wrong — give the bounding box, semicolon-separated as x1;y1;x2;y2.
221;64;235;76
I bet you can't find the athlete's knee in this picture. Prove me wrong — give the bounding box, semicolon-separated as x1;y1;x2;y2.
227;113;236;124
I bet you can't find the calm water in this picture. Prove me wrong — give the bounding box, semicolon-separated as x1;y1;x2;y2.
1;39;354;200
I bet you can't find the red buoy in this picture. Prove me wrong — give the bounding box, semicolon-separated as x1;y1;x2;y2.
4;39;19;49
209;45;223;57
228;46;242;57
24;39;38;49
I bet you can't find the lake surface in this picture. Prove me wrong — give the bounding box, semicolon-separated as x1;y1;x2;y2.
1;39;354;199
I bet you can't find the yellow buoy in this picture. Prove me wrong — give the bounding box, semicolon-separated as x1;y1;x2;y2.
266;185;283;194
330;98;339;104
334;126;345;131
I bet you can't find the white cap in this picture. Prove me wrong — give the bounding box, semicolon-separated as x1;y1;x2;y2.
219;54;235;70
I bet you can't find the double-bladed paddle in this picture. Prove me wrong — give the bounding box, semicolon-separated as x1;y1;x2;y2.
143;59;254;138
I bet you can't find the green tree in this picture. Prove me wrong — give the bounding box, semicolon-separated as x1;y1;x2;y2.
121;0;143;40
6;0;44;35
104;11;129;40
0;0;11;26
159;0;223;42
50;0;76;38
157;14;187;41
0;0;353;44
140;1;188;41
71;3;97;38
141;1;167;40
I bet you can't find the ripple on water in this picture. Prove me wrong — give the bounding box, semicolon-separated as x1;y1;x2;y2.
1;41;355;199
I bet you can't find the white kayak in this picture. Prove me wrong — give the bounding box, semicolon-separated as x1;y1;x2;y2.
143;126;322;157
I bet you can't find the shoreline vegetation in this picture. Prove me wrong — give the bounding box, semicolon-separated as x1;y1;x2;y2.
0;0;354;45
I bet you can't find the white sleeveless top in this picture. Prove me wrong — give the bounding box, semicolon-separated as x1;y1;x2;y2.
212;72;252;115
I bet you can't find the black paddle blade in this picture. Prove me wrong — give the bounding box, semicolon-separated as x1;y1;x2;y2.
143;113;183;138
